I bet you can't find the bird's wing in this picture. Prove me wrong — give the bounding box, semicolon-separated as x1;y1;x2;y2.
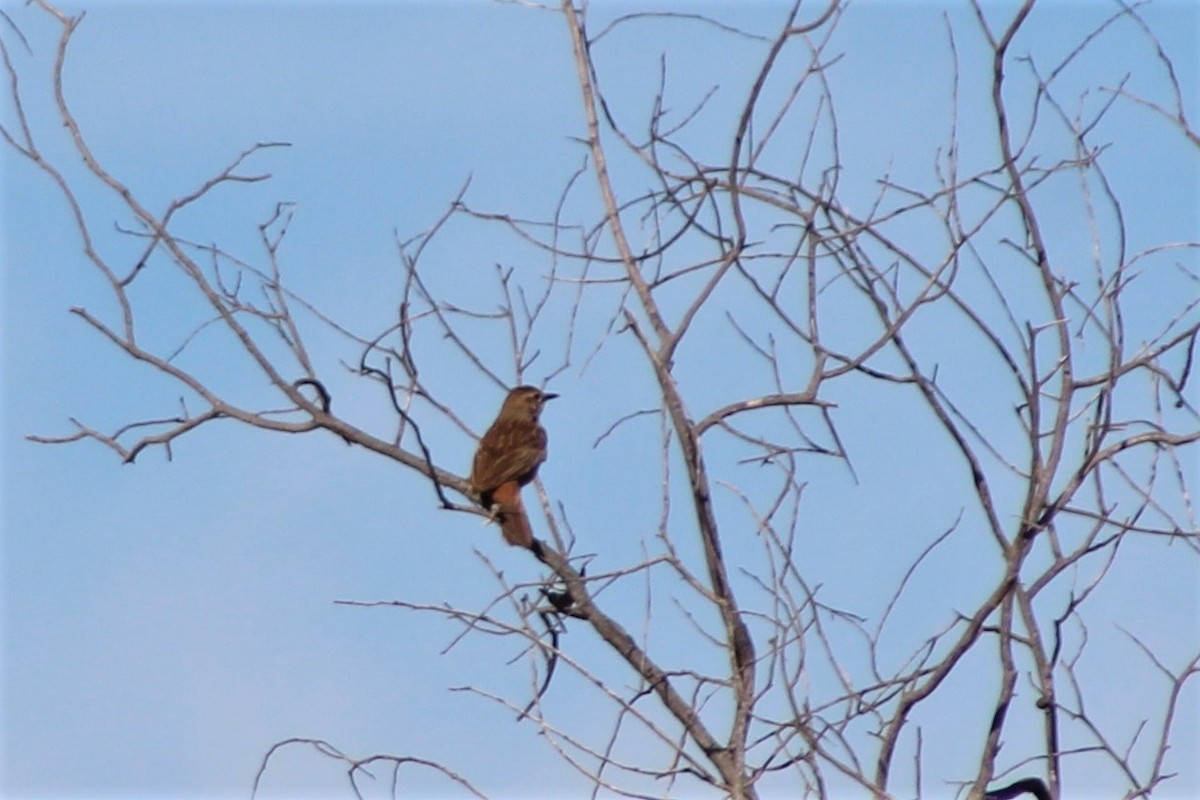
471;426;547;490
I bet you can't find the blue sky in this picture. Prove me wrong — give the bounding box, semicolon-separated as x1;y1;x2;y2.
2;1;1198;798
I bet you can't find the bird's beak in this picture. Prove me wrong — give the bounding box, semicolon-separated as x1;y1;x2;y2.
541;392;559;401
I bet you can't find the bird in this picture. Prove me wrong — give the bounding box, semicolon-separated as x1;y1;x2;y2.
470;385;558;548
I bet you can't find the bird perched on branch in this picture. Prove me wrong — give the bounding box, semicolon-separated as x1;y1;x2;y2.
470;385;557;548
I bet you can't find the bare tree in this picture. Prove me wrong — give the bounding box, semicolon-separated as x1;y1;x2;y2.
5;1;1197;798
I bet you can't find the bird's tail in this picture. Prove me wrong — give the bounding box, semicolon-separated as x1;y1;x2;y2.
490;481;534;548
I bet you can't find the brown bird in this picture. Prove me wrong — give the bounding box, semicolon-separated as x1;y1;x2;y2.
470;385;558;548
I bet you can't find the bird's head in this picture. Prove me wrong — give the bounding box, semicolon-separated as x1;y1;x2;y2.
502;385;557;421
